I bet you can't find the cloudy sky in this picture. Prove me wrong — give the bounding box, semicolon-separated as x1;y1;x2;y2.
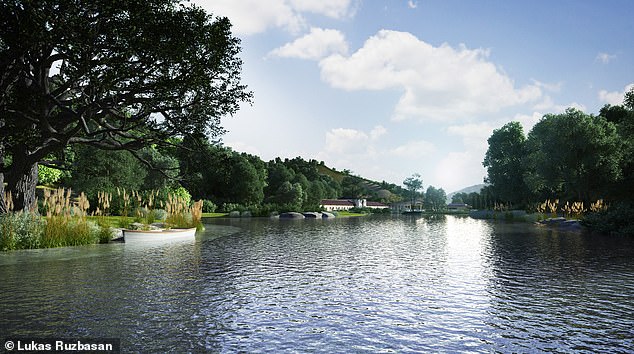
194;0;634;193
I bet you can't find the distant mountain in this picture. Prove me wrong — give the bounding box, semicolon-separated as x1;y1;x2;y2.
446;184;487;203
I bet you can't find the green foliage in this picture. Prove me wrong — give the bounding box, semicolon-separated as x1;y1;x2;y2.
0;211;108;250
403;173;424;207
582;202;634;236
484;105;630;208
425;186;447;211
0;212;44;250
0;0;252;212
525;108;622;201
202;200;217;213
483;121;530;205
69;146;147;209
178;139;266;206
166;186;192;206
37;165;63;186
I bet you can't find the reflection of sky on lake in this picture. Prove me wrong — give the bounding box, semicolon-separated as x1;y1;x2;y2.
1;216;632;352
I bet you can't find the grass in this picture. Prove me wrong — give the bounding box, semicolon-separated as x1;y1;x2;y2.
202;212;229;218
86;215;132;228
335;211;366;217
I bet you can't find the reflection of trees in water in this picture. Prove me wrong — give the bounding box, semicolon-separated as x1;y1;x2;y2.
483;226;634;352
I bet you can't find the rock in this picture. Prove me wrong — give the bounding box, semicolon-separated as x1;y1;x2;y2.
279;212;305;219
150;222;166;229
302;212;321;218
541;217;566;225
321;212;336;219
229;211;241;218
241;211;252;218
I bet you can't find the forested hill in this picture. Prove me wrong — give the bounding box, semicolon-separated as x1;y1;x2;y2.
52;138;417;215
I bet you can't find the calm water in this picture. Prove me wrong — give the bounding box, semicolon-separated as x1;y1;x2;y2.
1;215;633;353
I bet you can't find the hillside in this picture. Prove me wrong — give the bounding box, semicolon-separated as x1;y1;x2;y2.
316;164;384;193
446;184;487;203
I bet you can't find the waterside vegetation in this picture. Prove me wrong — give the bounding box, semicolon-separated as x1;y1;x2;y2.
475;90;634;235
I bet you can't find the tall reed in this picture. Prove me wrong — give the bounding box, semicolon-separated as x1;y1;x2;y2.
116;187;132;228
94;191;114;243
42;188;98;247
165;193;203;229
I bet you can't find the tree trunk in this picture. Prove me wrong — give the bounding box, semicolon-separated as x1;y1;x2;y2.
6;157;39;212
0;119;5;213
0;171;5;214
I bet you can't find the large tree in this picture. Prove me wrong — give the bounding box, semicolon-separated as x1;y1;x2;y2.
0;0;252;212
525;108;622;201
424;185;447;211
403;173;423;209
482;121;530;206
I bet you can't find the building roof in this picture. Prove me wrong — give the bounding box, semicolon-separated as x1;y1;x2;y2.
320;199;388;207
320;199;354;206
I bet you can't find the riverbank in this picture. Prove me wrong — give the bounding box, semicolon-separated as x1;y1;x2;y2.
202;210;367;219
469;209;586;232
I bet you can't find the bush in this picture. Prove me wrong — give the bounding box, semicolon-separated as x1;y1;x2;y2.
202;200;217;213
582;202;634;236
0;212;45;251
221;203;245;213
38;165;63;186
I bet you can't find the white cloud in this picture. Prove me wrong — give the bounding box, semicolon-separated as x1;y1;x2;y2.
195;0;304;35
370;125;387;140
224;140;262;156
599;83;634;105
531;79;562;93
389;140;436;158
513;112;543;133
596;52;617;64
269;28;348;60
324;127;370;154
289;0;356;18
407;1;418;9
447;122;495;150
318;30;542;122
533;96;586;113
195;0;355;35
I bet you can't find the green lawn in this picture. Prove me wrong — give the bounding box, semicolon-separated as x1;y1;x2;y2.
202;212;229;218
335;211;366;217
86;215;132;228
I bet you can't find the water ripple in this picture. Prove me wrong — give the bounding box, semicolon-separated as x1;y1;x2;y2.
0;216;633;352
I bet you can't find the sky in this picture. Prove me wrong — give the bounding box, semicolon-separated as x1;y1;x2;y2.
193;0;634;193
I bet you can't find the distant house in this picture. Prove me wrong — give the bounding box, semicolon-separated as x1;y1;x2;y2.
320;199;388;211
447;203;471;212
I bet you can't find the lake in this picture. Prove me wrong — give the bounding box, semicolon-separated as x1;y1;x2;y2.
1;215;632;352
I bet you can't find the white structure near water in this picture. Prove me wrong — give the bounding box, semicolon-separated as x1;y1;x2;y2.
320;199;388;211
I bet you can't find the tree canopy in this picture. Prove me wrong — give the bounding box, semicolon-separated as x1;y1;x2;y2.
483;121;530;205
0;0;252;212
482;101;631;206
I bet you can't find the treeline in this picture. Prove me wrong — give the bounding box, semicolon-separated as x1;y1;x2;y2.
477;88;634;234
482;94;633;206
41;135;420;215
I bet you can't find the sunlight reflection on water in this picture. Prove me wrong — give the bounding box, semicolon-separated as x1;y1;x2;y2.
0;216;632;352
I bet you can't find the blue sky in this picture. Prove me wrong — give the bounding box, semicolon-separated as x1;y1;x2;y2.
195;0;634;193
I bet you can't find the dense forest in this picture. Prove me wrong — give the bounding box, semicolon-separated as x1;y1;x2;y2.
38;133;444;216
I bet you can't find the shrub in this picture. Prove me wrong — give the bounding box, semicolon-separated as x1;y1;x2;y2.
202;200;217;213
582;202;634;236
0;212;45;251
38;165;63;186
221;203;245;213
